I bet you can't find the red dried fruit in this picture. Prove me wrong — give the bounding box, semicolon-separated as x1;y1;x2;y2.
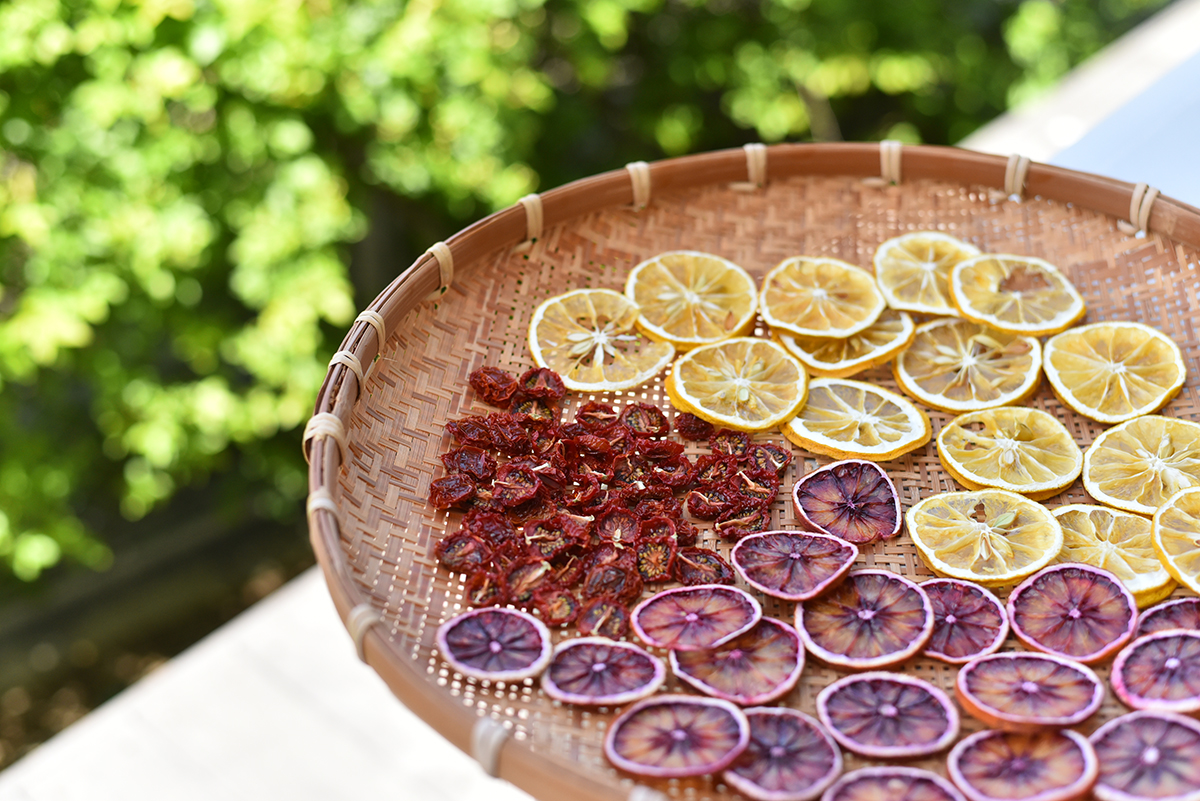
541;637;667;706
1089;710;1200;801
636;515;676;541
716;501;772;538
436;607;553;682
648;455;694;488
746;442;793;478
527;424;560;454
523;514;587;559
508;456;566;494
595;506;641;550
468;366;519;407
518;367;567;401
1137;597;1200;637
948;729;1098;801
610;454;651;488
464;571;509;606
621;403;670;437
575;401;620;432
547;549;586;587
817;672;959;758
636;536;678;582
792;459;902;544
722;708;842;801
731;469;781;504
491;464;541;507
1111;629;1200;714
674;519;699;548
505;494;554;524
824;767;966;801
582;562;644;603
956;652;1105;732
602;423;637;454
674;412;715;440
440;446;498;482
711;428;753;457
435;531;493;575
532;587;581;626
586;543;636;572
686;486;738;521
671;618;805;706
577;595;631;639
632;584;762;651
675;547;735;586
605;695;750;778
731;531;858;601
505;559;556;605
695;453;738;485
560;477;602;509
922;578;1010;664
485;412;532;456
446;415;492;446
632;497;683;520
510;394;559;426
638;438;686;462
429;473;477;509
461;508;518;546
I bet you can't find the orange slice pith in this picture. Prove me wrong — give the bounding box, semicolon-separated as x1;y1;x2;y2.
824;767;967;801
773;309;915;379
1084;415;1200;517
759;256;886;338
949;253;1086;336
1055;504;1176;608
955;652;1105;732
874;231;981;316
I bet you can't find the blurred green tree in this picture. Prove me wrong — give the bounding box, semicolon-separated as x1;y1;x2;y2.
0;0;1170;580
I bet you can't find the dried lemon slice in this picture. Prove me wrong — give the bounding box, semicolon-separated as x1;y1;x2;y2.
773;310;915;379
1083;415;1200;516
1044;321;1186;424
937;407;1082;501
666;337;807;432
1055;504;1176;608
894;318;1041;413
759;257;886;338
625;251;758;350
874;231;981;316
782;378;931;461
907;489;1063;588
1153;487;1200;595
949;254;1085;336
528;288;675;391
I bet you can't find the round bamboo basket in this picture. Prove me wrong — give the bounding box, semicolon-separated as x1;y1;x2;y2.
305;143;1200;801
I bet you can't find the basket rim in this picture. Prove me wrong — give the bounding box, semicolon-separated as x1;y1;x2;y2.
305;142;1200;801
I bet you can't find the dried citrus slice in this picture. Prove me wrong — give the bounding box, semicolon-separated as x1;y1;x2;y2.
540;637;666;706
956;652;1105;732
731;531;858;602
1055;504;1176;608
794;570;933;670
774;309;916;379
894;318;1042;413
528;288;675;391
759;256;886;338
1084;416;1200;516
824;767;967;801
949;253;1086;336
666;337;808;432
781;378;930;461
1111;630;1200;714
625;250;759;350
816;672;959;758
1008;563;1138;665
874;231;982;316
937;407;1083;501
1154;487;1200;595
670;617;804;706
1090;710;1200;801
1044;322;1186;424
948;729;1098;801
722;708;842;801
1138;598;1200;637
435;607;552;682
604;694;749;778
906;490;1063;588
791;460;902;543
631;584;762;652
922;578;1010;664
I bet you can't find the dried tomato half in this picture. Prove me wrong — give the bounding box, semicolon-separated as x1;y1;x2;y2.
686;486;738;520
637;438;685;462
435;531;493;573
582;562;644;603
620;403;669;437
710;428;753;457
464;571;509;606
511;394;559;427
746;442;793;477
440;446;497;482
446;415;492;447
576;596;630;639
595;506;641;550
468;366;519;407
485;412;531;456
429;474;477;509
636;536;678;582
575;401;620;433
492;464;540;507
636;515;677;542
694;454;738;485
533;587;581;626
673;412;715;440
731;469;781;504
518;367;567;401
716;501;772;536
674;547;736;586
610;455;651;489
524;514;588;560
651;454;696;488
675;518;700;548
505;558;557;605
460;508;519;549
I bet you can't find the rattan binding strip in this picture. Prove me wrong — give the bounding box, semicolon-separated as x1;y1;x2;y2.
731;142;768;191
424;241;454;301
625;161;652;209
329;350;365;387
302;412;347;465
1119;182;1161;234
356;310;387;346
346;602;383;663
471;717;511;778
1005;154;1032;199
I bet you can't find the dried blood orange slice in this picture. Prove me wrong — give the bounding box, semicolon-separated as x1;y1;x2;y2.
816;672;959;758
632;584;762;652
604;694;749;778
1090;710;1200;801
955;652;1104;732
791;460;902;544
823;767;967;801
1111;630;1200;714
1008;563;1138;665
731;531;858;601
722;708;842;801
794;570;934;670
540;637;666;706
948;729;1098;801
1138;597;1200;637
435;607;552;682
670;617;804;706
922;578;1009;664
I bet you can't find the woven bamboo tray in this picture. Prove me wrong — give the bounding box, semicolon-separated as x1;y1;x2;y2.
305;143;1200;801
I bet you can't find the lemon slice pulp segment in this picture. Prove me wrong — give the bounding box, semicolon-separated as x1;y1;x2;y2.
666;337;807;432
759;257;886;338
528;288;675;391
949;254;1085;336
625;250;758;350
937;407;1082;501
1083;415;1200;517
906;490;1063;588
894;318;1041;413
774;310;915;379
781;378;930;461
1044;321;1186;424
874;231;981;316
1054;504;1176;608
1153;487;1200;595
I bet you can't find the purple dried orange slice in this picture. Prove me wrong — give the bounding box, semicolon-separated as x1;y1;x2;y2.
540;637;666;706
923;578;1010;664
632;584;762;652
732;531;859;601
823;767;967;801
955;652;1104;731
670;617;804;706
604;694;749;778
1008;563;1138;664
722;708;842;801
435;607;552;682
792;460;902;544
1138;597;1200;637
816;672;958;758
795;570;933;670
1112;630;1200;714
948;729;1098;801
1090;710;1200;801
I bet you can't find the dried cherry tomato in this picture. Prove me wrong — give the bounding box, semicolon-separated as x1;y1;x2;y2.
651;454;696;488
505;559;556;605
492;464;540;507
716;501;772;535
560;476;602;509
610;455;651;489
730;469;780;504
632;497;682;520
575;401;620;432
717;525;754;544
603;423;636;454
524;514;588;560
465;571;509;606
534;587;581;626
586;543;636;572
446;415;492;447
429;474;477;509
637;438;685;462
694;454;738;485
435;531;493;573
548;549;587;587
577;596;630;639
745;442;792;477
558;421;588;439
594;506;641;549
468;366;518;407
460;508;519;549
527;424;560;455
511;394;559;426
673;412;715;440
620;403;669;437
582;562;643;603
440;446;497;483
685;486;738;520
674;518;699;548
518;367;567;401
485;412;531;456
710;428;753;457
636;516;676;542
506;494;554;524
508;457;566;495
636;536;677;583
674;547;735;586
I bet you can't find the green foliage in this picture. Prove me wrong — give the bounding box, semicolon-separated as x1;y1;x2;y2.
0;0;1170;580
